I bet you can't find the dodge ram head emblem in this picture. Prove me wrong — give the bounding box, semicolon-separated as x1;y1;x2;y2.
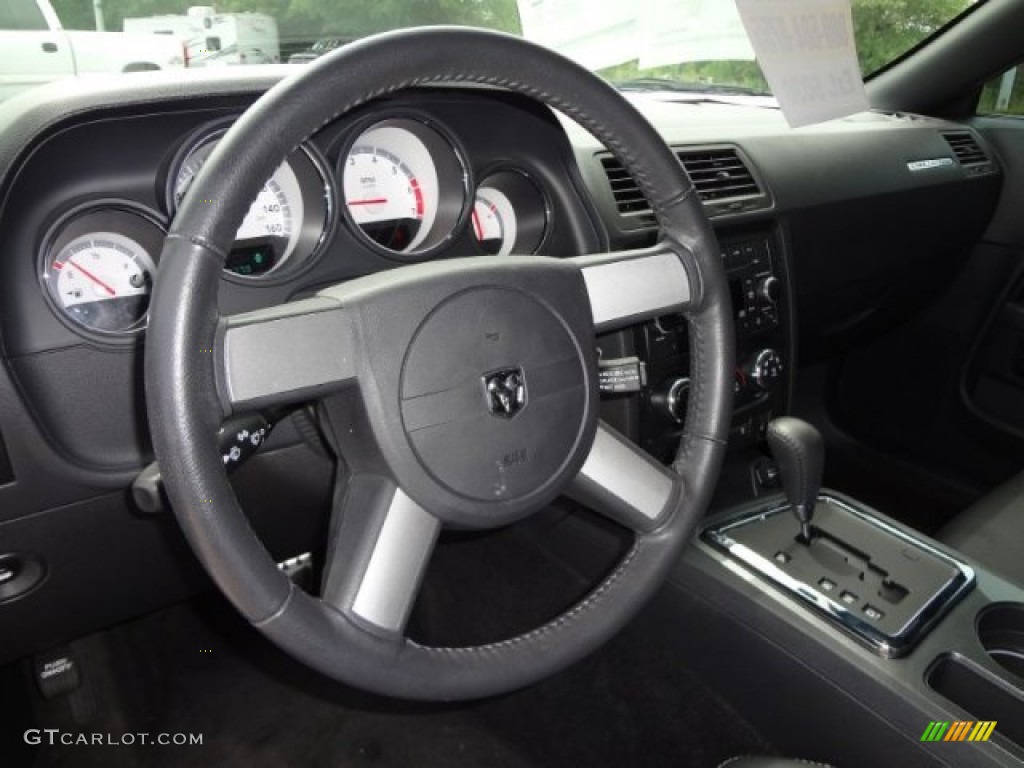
484;368;526;419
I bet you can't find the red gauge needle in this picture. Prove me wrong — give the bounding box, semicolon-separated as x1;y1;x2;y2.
347;198;388;206
67;259;116;297
471;208;484;241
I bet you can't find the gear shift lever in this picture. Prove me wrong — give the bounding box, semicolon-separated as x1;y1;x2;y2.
766;417;824;542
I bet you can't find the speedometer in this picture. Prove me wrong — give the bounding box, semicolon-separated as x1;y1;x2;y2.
167;125;333;279
172;138;302;276
340;117;469;259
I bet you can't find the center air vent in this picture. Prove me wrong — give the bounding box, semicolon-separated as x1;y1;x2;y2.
676;148;761;201
942;131;988;166
600;145;768;224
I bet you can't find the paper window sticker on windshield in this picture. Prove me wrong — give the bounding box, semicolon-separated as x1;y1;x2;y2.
735;0;870;128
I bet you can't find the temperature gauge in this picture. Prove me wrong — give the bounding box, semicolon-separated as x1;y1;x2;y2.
471;187;517;256
471;171;548;256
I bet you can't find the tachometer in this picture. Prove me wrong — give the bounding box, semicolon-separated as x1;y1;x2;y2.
341;117;468;259
345;141;429;251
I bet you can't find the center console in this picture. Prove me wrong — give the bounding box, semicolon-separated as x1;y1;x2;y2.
705;494;976;658
704;417;976;659
637;230;790;463
658;417;1024;766
588;220;1024;764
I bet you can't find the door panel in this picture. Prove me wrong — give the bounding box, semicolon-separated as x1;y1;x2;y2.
965;114;1024;443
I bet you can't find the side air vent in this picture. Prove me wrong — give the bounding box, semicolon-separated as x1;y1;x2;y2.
942;131;988;166
600;145;770;227
676;147;761;201
600;155;651;215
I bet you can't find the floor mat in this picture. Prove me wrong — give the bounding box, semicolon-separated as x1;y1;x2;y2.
28;522;775;768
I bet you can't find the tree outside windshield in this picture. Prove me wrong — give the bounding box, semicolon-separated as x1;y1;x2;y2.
41;0;981;90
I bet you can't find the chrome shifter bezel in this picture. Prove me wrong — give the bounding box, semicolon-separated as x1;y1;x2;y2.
701;494;976;658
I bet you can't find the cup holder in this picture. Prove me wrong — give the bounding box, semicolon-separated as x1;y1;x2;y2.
978;603;1024;681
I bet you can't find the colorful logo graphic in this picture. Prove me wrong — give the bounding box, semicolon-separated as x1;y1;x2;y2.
920;721;997;742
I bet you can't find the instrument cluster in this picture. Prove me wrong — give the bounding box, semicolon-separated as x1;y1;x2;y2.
38;112;552;339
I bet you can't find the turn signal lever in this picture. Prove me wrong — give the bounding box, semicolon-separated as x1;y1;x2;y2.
131;411;277;514
765;417;824;543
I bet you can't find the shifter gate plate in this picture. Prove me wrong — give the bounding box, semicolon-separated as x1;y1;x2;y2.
702;495;975;657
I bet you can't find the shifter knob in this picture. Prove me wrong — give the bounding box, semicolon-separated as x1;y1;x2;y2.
765;417;824;541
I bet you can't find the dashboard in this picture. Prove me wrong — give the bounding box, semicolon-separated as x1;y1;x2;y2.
0;67;1005;664
0;87;601;472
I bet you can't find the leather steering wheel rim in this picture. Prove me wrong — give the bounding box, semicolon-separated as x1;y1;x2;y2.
145;27;734;701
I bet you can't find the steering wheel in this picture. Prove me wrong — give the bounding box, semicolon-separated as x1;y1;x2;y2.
145;27;733;701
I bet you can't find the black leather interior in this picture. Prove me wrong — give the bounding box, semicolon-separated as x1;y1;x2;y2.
937;470;1024;584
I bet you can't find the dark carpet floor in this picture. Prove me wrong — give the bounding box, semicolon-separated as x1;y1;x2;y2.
14;517;776;768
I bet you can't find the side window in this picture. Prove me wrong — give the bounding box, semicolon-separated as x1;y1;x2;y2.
979;64;1024;117
0;0;48;31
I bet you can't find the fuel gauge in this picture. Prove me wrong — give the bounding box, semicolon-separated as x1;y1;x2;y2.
41;205;165;338
46;233;155;334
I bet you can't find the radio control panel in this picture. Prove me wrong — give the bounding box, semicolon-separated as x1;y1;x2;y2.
636;233;789;461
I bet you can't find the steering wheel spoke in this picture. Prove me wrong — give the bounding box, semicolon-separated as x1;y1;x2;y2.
320;474;440;636
567;422;681;532
216;297;357;415
572;245;693;333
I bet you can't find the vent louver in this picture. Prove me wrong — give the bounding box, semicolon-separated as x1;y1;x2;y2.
601;146;766;221
942;132;988;166
676;147;761;201
600;155;650;215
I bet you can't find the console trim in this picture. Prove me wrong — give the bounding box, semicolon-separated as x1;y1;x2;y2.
702;494;976;658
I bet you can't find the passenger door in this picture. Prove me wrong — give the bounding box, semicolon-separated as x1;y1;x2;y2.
967;64;1024;442
818;64;1024;523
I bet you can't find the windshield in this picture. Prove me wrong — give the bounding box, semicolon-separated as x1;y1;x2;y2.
0;0;980;102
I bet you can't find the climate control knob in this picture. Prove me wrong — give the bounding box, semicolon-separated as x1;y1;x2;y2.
757;276;780;304
651;376;691;424
749;349;783;391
